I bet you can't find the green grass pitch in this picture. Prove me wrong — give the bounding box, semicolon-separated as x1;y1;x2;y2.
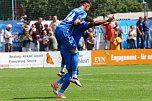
0;65;152;101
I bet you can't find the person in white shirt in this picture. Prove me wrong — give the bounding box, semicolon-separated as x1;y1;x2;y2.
128;25;137;49
3;24;18;52
50;16;60;33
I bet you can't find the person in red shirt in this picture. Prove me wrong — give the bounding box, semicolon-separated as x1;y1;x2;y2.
103;22;115;50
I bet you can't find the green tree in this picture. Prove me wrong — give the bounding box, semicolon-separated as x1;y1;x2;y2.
144;0;152;11
23;0;146;20
89;0;143;18
0;0;12;20
24;0;50;20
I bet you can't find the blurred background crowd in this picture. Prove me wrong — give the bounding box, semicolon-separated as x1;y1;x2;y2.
2;15;152;52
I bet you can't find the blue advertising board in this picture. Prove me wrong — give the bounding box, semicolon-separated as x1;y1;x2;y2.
0;21;24;51
119;20;152;49
0;20;152;51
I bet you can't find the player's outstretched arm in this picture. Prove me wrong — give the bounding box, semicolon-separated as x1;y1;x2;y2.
88;20;107;28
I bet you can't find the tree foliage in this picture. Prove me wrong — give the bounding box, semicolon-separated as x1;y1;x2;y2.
23;0;149;20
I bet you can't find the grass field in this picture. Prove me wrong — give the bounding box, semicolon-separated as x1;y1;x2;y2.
0;65;152;101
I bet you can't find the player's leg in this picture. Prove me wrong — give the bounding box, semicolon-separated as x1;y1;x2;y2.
63;35;82;87
56;72;72;98
51;45;72;94
55;28;66;77
51;72;69;95
70;49;82;87
70;49;79;79
55;28;81;86
57;52;66;77
56;47;72;85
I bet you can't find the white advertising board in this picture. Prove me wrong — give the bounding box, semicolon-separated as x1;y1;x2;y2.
78;51;91;66
0;52;44;68
0;51;91;68
0;53;9;68
43;51;62;68
43;51;91;68
8;52;44;68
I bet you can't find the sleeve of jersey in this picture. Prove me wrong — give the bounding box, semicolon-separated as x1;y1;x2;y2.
80;22;90;29
77;11;87;21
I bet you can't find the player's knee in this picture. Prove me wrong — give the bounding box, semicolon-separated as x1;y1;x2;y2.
63;73;72;82
71;51;79;56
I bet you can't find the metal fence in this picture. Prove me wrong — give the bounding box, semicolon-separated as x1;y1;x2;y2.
0;0;78;20
0;0;25;20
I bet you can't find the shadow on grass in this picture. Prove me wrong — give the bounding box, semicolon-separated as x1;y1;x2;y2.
13;96;56;100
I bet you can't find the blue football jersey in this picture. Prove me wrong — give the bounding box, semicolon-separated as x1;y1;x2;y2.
72;22;89;46
59;7;87;31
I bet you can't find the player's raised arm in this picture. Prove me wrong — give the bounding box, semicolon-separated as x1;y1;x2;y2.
88;20;107;28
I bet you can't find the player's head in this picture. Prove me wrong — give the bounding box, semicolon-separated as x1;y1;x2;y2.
80;0;91;11
84;16;93;22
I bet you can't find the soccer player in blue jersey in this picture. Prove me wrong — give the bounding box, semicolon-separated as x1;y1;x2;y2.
51;0;91;98
51;16;109;98
54;0;91;86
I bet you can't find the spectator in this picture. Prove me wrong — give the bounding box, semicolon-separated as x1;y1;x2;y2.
103;23;115;50
50;16;60;33
35;17;43;35
110;31;121;50
143;16;150;49
128;25;137;49
39;30;49;51
22;29;33;52
136;17;144;49
118;28;123;49
110;15;119;31
86;34;95;50
42;24;50;35
83;16;94;44
78;37;85;51
118;28;123;39
20;15;27;22
22;18;31;31
3;24;18;52
30;24;39;51
48;27;58;51
88;27;97;50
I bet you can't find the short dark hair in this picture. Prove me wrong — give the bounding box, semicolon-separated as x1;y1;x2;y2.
80;0;91;5
84;16;93;22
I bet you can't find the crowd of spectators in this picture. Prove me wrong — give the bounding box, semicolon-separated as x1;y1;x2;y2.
22;16;58;52
129;16;152;49
2;15;152;52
